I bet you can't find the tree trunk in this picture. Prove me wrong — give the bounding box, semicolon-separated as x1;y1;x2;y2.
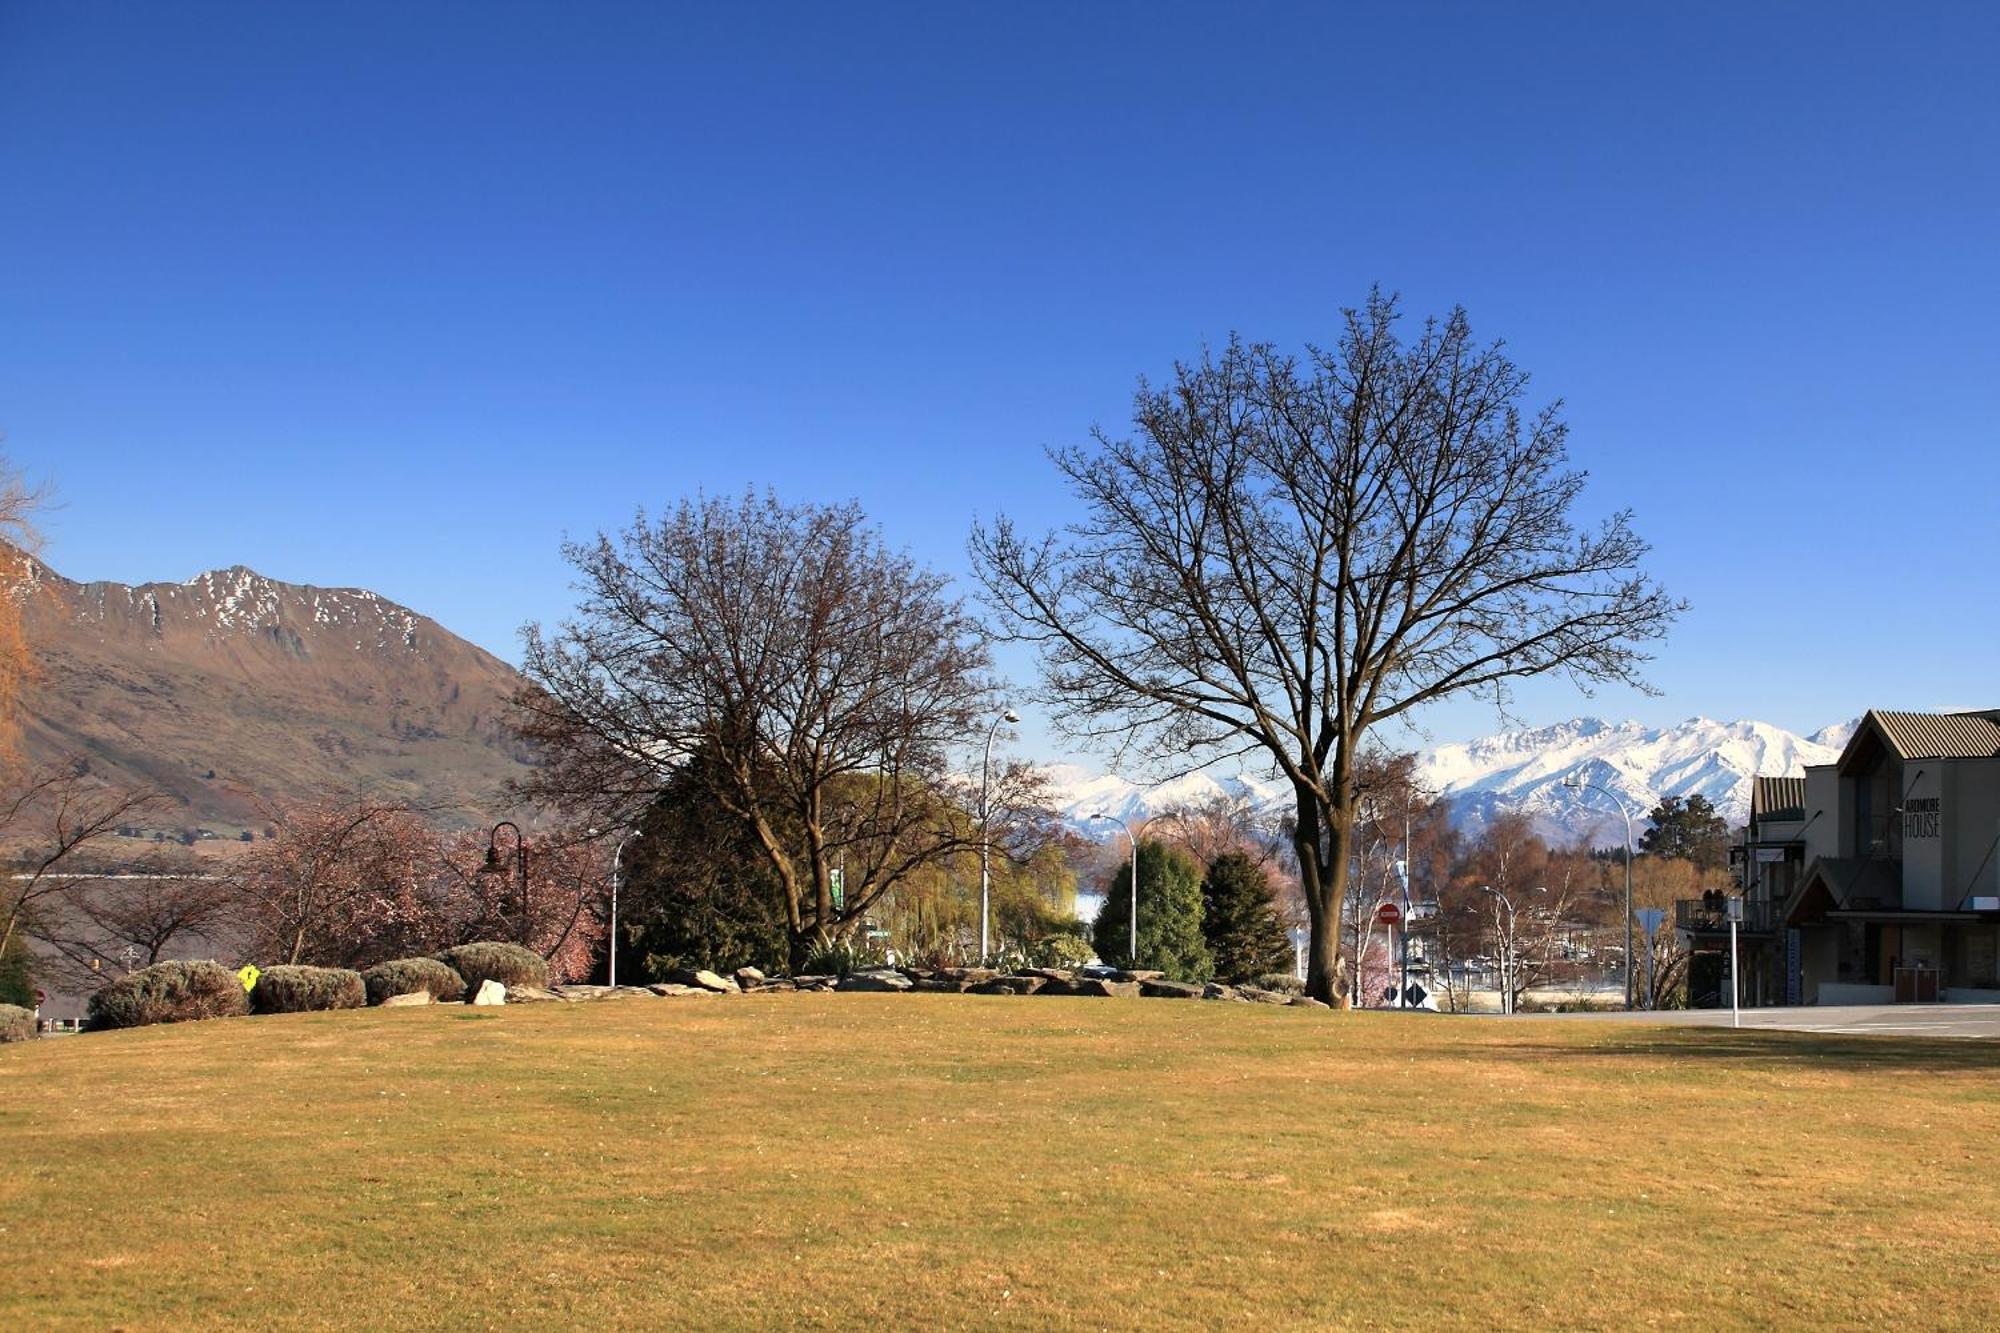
1295;787;1351;1005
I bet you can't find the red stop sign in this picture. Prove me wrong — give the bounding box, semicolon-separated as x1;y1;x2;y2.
1375;901;1403;928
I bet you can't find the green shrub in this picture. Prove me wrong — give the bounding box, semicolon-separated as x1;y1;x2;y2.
0;1003;33;1042
1200;852;1297;984
1092;840;1214;982
436;941;548;993
361;957;466;1005
86;960;248;1030
796;936;885;979
1027;932;1095;970
249;965;366;1014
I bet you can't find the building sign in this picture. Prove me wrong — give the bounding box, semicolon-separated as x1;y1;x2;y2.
1902;797;1940;838
1785;928;1801;1005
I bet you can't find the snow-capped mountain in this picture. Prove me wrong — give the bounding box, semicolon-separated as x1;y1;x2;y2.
1044;715;1851;844
1415;717;1843;842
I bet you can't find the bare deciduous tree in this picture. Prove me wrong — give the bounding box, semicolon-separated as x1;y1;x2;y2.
516;492;1003;967
0;761;164;962
972;292;1680;1003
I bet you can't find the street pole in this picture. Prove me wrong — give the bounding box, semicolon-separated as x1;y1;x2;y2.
1563;777;1637;1011
1090;812;1139;968
609;828;640;988
978;708;1019;965
1728;895;1742;1028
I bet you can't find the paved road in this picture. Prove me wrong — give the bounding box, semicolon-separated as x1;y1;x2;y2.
1509;1003;2000;1040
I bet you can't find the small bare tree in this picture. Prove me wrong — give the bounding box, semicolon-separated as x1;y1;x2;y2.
27;850;235;989
973;292;1680;1002
0;761;164;962
516;492;1003;967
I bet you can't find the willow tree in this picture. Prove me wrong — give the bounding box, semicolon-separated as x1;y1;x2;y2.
516;492;1009;968
971;292;1680;1005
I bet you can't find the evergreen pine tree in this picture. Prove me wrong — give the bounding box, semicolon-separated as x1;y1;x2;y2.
1199;850;1295;983
1092;839;1212;981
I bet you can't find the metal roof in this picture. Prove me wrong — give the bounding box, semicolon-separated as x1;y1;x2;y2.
1750;776;1806;824
1865;709;2000;761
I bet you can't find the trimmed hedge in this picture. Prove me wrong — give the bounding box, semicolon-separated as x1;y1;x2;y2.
86;960;249;1030
435;941;548;993
249;965;366;1014
361;957;466;1006
0;1003;33;1043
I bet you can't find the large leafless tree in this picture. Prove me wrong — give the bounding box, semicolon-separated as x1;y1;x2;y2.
971;293;1680;1004
516;492;1006;966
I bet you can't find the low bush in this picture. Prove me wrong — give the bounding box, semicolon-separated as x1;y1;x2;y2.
249;965;366;1014
436;941;548;993
86;960;249;1030
361;957;466;1005
797;936;885;979
1027;933;1095;970
1253;972;1304;996
0;1003;33;1042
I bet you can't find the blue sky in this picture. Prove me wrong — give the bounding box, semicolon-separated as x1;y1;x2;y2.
3;2;1997;766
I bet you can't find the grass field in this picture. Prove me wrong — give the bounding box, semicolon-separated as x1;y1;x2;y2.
4;995;1998;1329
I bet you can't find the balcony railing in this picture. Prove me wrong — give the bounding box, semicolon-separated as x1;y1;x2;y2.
1675;898;1777;933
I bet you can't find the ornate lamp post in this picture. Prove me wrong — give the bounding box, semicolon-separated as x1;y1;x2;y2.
479;820;530;947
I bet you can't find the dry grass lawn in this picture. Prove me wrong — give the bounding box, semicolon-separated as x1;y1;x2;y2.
3;995;1997;1329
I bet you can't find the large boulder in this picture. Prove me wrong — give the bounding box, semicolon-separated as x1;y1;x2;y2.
1030;973;1086;996
647;983;717;997
912;976;971;993
380;992;435;1008
970;976;1044;996
470;978;507;1006
792;975;837;992
835;970;913;993
1074;978;1140;998
1139;978;1203;999
1289;995;1333;1011
656;968;740;994
1112;969;1164;983
1201;982;1248;1002
508;985;570;1003
733;967;769;989
1238;986;1294;1006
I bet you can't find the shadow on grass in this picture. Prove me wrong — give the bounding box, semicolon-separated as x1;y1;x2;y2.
1508;1029;2000;1072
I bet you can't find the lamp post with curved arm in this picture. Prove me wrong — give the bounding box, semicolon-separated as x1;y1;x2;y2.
978;708;1021;965
590;826;643;987
479;820;530;947
1090;811;1139;968
1563;776;1636;1010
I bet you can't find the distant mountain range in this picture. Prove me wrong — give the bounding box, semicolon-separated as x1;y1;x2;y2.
18;553;531;831
1043;715;1858;845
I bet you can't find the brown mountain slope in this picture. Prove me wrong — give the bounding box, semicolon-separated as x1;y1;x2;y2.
18;554;531;829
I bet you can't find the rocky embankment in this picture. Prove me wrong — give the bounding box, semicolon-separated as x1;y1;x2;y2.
444;965;1333;1009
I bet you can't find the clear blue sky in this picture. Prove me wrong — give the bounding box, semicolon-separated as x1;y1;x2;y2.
4;2;1997;764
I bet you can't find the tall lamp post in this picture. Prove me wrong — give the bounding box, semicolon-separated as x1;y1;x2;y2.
978;708;1021;964
1090;812;1139;968
1563;775;1636;1010
590;826;643;987
479;820;530;947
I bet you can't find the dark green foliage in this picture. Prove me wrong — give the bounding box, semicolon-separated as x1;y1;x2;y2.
361;957;466;1005
0;929;35;1008
1640;794;1731;871
618;755;791;979
796;936;885;979
249;965;367;1014
0;1003;33;1042
1026;931;1094;970
86;960;249;1030
435;941;548;992
1199;852;1296;984
1092;840;1212;982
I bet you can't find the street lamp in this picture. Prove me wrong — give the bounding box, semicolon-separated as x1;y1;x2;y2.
479;820;530;947
1563;774;1637;1011
590;826;643;987
978;708;1021;965
1090;811;1139;968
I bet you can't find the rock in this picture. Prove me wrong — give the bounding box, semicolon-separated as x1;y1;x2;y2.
380;991;433;1008
1138;978;1203;999
792;974;837;992
1289;996;1333;1010
470;978;507;1006
646;983;716;997
505;985;567;1004
657;968;740;994
551;984;629;1001
1110;969;1163;983
835;970;913;993
937;967;999;985
734;966;767;988
1030;974;1085;996
1238;986;1294;1006
1074;978;1140;998
970;976;1044;996
1020;968;1077;983
1202;982;1247;1002
912;977;971;993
